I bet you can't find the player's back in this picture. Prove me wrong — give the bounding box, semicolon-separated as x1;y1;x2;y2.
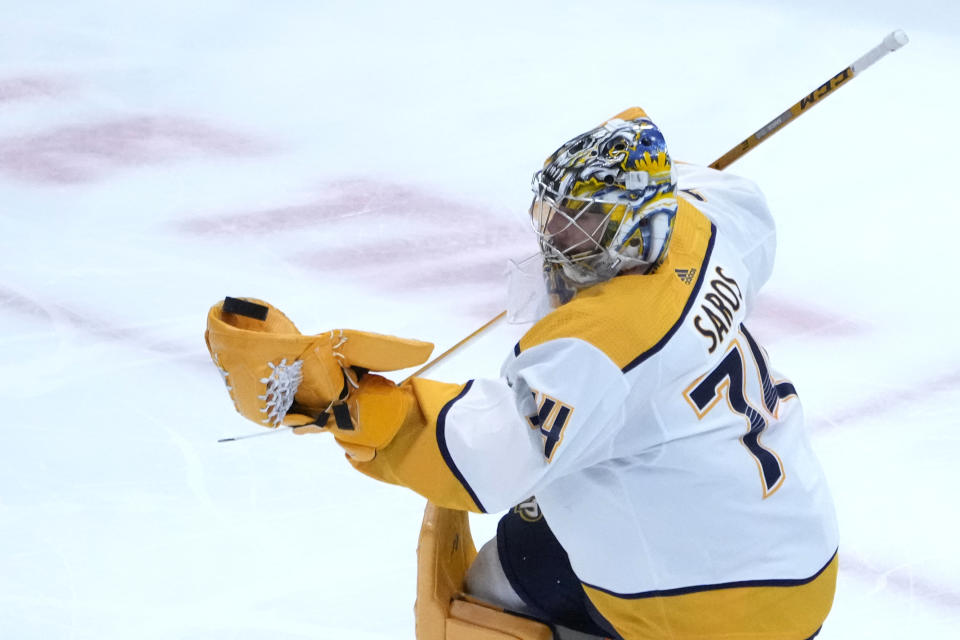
515;165;838;638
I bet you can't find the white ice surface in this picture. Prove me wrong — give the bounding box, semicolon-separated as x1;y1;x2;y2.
2;1;959;638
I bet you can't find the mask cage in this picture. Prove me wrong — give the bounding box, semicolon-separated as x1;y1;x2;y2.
529;170;640;285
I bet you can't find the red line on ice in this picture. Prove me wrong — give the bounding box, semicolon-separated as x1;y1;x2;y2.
810;367;959;433
841;554;960;611
0;287;205;366
176;179;533;305
176;179;515;236
0;75;69;102
750;294;863;341
0;116;269;183
298;232;532;279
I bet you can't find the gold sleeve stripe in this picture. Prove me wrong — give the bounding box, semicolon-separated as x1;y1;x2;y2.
349;379;485;513
622;220;715;373
515;202;716;373
582;551;838;640
434;380;487;513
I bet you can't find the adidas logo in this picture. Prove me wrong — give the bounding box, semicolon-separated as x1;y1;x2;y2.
675;268;696;284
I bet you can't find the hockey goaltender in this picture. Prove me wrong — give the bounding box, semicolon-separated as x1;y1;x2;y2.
206;108;838;640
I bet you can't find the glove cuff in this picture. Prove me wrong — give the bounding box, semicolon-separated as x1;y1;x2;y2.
328;375;415;450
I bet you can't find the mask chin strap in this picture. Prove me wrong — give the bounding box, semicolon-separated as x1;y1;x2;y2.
552;251;623;299
546;263;579;305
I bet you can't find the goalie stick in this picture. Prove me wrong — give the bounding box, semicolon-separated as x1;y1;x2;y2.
710;30;908;170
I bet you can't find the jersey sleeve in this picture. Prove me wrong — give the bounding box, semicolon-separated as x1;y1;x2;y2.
676;163;776;304
442;338;629;512
349;337;629;513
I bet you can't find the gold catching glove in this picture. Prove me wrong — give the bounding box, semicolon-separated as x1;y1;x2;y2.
204;296;433;429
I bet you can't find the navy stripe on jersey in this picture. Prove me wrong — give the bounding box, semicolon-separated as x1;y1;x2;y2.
435;380;487;513
622;222;717;374
740;324;780;413
777;381;798;398
581;597;627;640
582;550;837;599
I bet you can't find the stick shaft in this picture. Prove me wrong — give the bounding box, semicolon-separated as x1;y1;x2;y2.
218;426;292;443
401;311;506;384
709;30;908;171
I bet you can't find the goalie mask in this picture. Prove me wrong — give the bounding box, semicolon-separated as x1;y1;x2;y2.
530;107;678;301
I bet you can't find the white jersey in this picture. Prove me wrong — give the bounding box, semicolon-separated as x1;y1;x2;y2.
429;164;838;634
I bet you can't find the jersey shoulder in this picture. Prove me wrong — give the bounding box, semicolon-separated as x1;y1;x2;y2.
676;163;776;301
516;200;716;371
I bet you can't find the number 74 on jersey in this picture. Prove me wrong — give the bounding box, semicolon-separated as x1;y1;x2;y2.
684;324;797;498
